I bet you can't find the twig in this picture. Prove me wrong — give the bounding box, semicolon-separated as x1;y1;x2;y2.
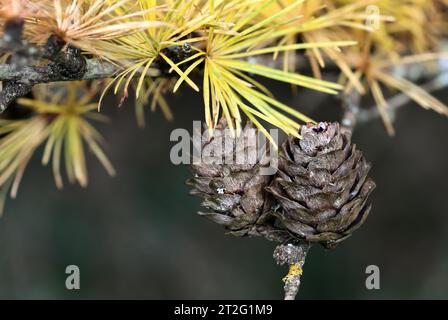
357;72;448;124
273;242;310;300
341;90;361;132
0;59;117;83
0;45;95;112
0;16;122;113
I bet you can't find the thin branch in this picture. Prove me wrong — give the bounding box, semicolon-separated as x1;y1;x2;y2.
341;90;361;132
273;242;310;300
0;16;123;113
357;72;448;124
0;58;119;112
0;59;118;83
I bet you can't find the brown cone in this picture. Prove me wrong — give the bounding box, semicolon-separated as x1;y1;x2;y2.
186;120;292;243
267;122;376;248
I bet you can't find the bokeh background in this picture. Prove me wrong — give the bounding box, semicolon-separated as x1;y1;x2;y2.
0;79;447;299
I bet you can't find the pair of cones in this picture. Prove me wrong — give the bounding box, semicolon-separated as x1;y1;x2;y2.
187;120;375;248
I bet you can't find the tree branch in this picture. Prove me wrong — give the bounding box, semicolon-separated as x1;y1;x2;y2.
0;16;122;112
357;72;448;124
0;59;117;83
341;90;361;132
0;58;119;112
273;242;310;300
339;70;448;133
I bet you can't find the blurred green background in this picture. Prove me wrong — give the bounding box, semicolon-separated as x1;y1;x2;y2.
0;81;447;299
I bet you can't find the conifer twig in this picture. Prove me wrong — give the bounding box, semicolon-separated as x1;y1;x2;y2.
0;16;119;112
341;90;361;132
0;59;117;83
357;72;448;124
338;72;448;133
273;243;310;300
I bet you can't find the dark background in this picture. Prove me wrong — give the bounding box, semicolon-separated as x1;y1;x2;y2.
0;80;447;299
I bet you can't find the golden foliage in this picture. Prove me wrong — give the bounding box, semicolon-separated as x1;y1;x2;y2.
0;82;114;214
0;0;447;213
25;0;163;53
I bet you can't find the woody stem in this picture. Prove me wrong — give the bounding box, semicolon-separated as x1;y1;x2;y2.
273;242;310;300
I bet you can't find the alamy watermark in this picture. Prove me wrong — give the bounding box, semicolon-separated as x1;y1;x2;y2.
365;5;381;31
365;265;380;290
65;265;80;290
170;121;279;175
